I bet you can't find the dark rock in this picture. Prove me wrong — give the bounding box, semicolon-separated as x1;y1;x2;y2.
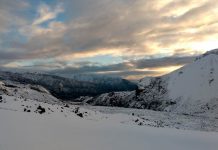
138;122;143;126
74;107;79;114
209;79;214;85
77;113;83;118
36;105;46;114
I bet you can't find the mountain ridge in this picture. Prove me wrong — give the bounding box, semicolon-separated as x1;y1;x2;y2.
0;71;137;100
83;49;218;117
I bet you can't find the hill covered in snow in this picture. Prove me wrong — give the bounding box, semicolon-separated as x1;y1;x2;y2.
84;49;218;117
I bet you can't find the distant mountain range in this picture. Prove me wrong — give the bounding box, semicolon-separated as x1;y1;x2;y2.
0;72;137;100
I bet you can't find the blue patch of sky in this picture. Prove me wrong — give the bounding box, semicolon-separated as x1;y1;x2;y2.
70;55;123;66
27;0;66;20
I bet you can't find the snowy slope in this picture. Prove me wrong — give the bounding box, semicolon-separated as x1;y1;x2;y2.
0;80;59;104
164;53;218;115
138;76;154;89
0;80;144;125
138;49;218;115
87;49;218;116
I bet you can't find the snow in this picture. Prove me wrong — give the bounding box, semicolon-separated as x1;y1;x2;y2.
82;105;218;131
138;76;154;89
0;81;59;104
166;54;218;101
163;53;218;115
0;81;4;85
0;109;218;150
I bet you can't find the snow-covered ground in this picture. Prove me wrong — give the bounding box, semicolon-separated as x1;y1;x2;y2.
1;90;217;132
0;108;218;150
0;91;218;150
82;105;218;132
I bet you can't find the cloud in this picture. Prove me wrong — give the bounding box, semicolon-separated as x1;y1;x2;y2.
0;0;218;79
134;55;195;69
0;0;29;33
33;3;64;25
16;0;218;60
50;55;196;79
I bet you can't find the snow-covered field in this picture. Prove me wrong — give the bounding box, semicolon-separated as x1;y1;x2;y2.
82;105;218;131
0;94;218;150
1;109;218;150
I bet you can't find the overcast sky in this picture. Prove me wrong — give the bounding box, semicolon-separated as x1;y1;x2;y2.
0;0;218;79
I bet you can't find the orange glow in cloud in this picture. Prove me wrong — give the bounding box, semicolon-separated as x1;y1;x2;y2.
58;48;125;61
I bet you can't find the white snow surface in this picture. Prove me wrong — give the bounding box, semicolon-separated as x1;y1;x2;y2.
1;108;218;150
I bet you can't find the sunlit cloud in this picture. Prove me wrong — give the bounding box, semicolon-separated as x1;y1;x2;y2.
0;0;218;79
58;48;125;61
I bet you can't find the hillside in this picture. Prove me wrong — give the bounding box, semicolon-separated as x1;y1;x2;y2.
85;49;218;117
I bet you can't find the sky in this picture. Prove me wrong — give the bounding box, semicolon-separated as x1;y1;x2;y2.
0;0;218;79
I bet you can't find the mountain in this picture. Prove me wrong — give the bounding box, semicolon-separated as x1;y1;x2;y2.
0;72;137;100
85;49;218;116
